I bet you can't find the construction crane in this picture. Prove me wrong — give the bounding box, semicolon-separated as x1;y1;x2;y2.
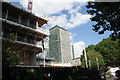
28;0;33;12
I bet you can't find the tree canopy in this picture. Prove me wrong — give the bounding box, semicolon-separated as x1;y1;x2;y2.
86;2;120;39
94;38;120;66
3;33;20;67
81;38;120;68
80;46;105;69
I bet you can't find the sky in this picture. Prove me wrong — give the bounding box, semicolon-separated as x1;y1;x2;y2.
5;0;110;48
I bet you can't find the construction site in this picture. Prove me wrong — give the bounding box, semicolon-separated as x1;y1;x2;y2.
1;0;108;80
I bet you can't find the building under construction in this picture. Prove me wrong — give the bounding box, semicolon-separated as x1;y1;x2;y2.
1;2;49;66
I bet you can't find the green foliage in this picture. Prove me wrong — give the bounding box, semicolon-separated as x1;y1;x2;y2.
80;54;86;68
86;2;120;39
81;38;120;68
95;38;120;66
87;48;105;68
2;33;20;67
81;46;105;68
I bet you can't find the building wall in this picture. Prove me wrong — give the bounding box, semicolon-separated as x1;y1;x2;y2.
49;26;81;66
71;44;84;59
0;30;1;80
59;28;72;64
49;26;76;65
70;42;85;65
49;27;62;62
2;2;48;66
72;59;81;66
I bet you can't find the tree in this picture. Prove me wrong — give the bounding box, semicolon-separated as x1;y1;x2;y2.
81;38;120;68
86;2;120;39
2;33;20;67
95;38;120;66
80;46;105;68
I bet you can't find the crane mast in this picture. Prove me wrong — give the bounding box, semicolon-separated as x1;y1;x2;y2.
28;0;33;12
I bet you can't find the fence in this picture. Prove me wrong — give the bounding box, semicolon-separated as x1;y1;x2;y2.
2;67;102;80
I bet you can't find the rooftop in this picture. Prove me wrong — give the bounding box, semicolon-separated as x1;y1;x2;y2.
50;25;67;31
2;1;48;27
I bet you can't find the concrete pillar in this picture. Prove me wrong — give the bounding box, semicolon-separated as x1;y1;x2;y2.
18;15;21;24
27;18;30;27
36;21;39;29
15;32;17;41
6;10;8;19
24;35;27;42
29;51;36;66
0;2;2;79
42;36;45;51
23;52;26;65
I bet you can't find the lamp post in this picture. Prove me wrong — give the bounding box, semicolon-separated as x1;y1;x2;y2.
84;48;88;68
88;60;91;68
43;51;45;67
96;57;99;70
42;38;46;67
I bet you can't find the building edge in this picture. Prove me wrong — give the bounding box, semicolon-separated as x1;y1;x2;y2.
0;1;2;80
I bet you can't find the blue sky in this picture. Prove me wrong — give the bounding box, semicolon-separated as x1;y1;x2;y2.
7;0;110;47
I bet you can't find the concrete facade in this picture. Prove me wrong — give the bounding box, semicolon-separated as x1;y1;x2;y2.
49;26;63;63
70;43;84;65
1;2;49;66
48;25;80;66
60;27;72;64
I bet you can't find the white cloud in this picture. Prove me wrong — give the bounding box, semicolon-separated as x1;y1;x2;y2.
19;0;92;29
20;0;73;15
67;13;91;28
46;12;91;29
48;15;68;28
69;32;77;42
69;8;80;14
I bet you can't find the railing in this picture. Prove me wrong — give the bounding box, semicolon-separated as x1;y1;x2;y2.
29;23;35;28
37;28;49;35
1;12;49;35
17;36;25;42
20;19;28;26
16;36;45;48
16;36;35;44
26;38;34;44
7;15;18;23
1;12;6;19
3;67;102;80
2;32;37;45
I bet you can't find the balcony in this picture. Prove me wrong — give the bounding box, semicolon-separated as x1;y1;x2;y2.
16;36;36;46
1;12;49;35
20;19;27;26
1;12;6;19
29;23;36;28
17;36;25;43
2;32;43;49
7;15;18;23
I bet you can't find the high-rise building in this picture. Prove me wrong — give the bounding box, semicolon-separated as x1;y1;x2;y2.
1;2;49;66
71;44;83;66
48;25;73;64
71;43;84;59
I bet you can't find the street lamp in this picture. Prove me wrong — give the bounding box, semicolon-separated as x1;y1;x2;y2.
84;48;88;68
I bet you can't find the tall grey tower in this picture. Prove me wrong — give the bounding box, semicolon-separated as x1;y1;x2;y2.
48;26;72;64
